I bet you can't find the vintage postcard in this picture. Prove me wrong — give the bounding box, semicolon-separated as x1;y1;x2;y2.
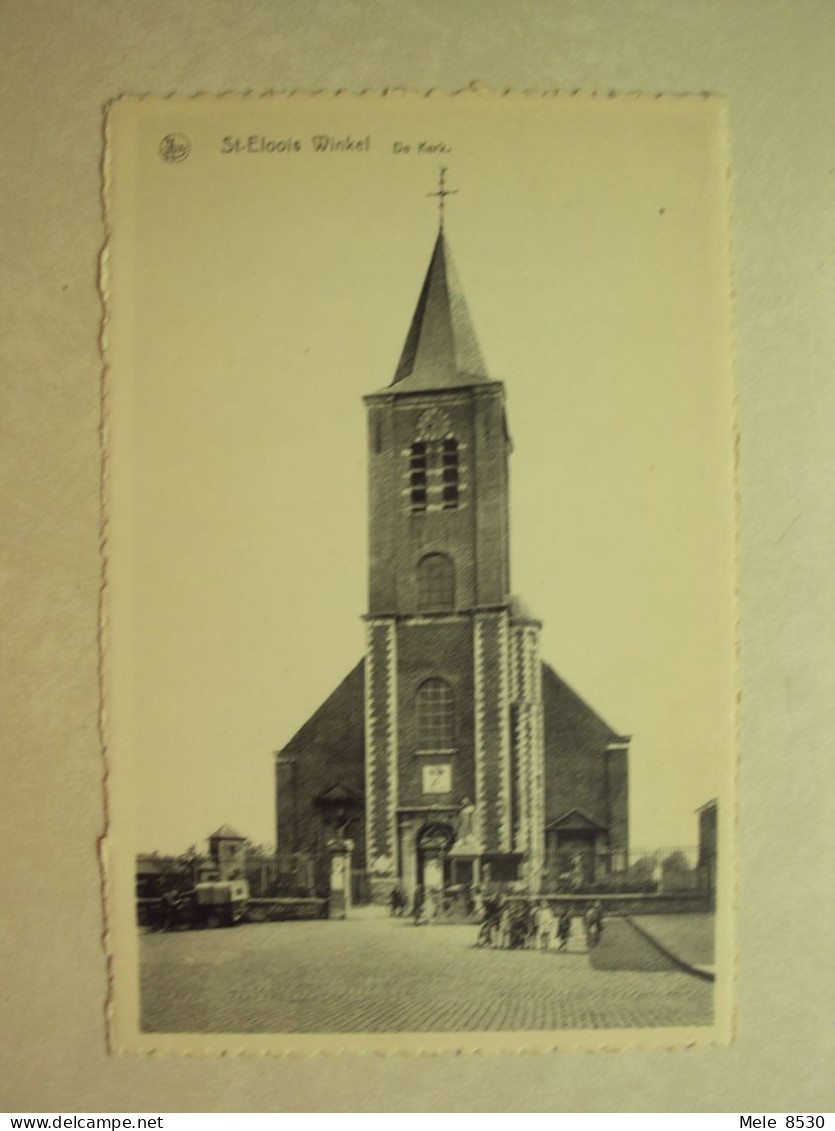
103;91;735;1054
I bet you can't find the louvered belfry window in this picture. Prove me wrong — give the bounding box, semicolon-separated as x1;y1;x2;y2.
417;553;455;611
416;678;455;751
441;439;459;509
408;438;460;512
410;442;427;511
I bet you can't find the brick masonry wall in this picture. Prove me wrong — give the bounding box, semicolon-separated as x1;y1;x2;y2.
366;399;397;613
247;898;329;922
365;619;397;866
474;611;511;852
471;388;510;606
275;660;367;867
542;662;613;829
365;386;510;616
606;747;629;850
396;618;475;807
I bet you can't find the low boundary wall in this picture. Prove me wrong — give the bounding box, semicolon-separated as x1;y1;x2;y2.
507;892;713;916
136;895;329;927
246;897;328;922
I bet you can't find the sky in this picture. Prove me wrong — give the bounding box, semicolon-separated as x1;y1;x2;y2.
107;94;735;858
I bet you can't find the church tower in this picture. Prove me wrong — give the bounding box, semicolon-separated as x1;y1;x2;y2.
274;186;629;902
362;224;546;898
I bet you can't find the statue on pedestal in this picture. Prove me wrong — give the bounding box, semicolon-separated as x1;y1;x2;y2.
451;797;480;856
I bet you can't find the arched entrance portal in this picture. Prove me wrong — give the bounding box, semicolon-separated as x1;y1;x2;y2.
416;822;455;891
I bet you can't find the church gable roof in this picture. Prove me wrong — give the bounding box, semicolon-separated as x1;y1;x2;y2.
541;661;620;746
547;808;608;832
540;661;629;830
387;231;492;394
277;659;365;775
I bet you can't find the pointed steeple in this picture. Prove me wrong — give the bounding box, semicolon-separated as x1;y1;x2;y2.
389;231;491;392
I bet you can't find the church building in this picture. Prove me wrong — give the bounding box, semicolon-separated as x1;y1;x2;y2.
275;213;629;900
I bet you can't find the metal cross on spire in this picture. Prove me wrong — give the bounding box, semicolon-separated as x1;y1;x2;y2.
426;166;458;231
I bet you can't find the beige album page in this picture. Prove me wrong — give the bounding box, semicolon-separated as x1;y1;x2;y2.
103;92;735;1054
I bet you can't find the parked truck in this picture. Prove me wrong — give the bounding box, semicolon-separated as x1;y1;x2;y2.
192;880;250;927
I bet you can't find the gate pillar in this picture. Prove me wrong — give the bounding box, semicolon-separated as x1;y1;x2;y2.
327;837;354;919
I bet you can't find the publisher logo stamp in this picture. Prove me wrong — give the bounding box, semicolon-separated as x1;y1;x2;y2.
159;133;191;163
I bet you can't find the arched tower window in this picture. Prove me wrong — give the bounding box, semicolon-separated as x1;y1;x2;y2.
441;439;459;509
417;553;455;610
416;678;455;750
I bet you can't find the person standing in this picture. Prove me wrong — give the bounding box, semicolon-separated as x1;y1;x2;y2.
476;891;500;947
584;900;604;947
424;887;437;924
520;899;535;948
498;900;512;949
412;882;425;925
538;900;556;950
471;885;485;923
530;900;542;946
557;905;572;950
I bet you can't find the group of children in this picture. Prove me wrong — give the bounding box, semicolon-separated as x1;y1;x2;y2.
476;896;605;951
389;883;605;951
476;895;572;950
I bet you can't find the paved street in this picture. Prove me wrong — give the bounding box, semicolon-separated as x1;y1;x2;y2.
140;909;713;1033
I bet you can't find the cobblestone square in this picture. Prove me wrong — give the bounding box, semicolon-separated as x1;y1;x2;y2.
141;910;714;1033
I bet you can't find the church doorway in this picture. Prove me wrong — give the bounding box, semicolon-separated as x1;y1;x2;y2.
416;822;455;890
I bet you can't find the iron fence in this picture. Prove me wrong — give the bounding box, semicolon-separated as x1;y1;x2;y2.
136;849;331;900
245;850;330;898
542;844;715;895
